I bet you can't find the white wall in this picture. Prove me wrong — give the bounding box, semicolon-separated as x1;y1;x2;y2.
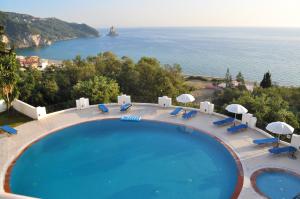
117;95;131;105
12;100;46;120
0;100;6;113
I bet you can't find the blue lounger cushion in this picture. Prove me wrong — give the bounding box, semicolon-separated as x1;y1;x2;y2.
182;110;197;119
0;125;17;135
253;138;279;145
269;146;297;154
213;117;235;126
98;104;109;113
120;103;132;112
170;107;183;116
227;124;248;133
121;115;141;121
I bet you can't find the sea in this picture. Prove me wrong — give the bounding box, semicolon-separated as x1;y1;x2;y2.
16;27;300;86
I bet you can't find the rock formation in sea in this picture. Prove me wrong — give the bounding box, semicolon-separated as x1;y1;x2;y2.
107;26;118;37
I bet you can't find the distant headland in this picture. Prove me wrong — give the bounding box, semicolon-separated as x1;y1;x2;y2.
0;11;99;49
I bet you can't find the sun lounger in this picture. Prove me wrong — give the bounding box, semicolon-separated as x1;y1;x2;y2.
121;115;141;121
0;125;18;135
120;103;132;112
170;107;183;116
253;137;279;145
227;124;248;133
182;110;197;119
269;146;297;157
98;104;109;113
213;117;234;126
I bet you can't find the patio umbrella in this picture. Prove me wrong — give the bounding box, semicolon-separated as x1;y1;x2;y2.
266;121;294;143
176;94;195;104
176;94;195;112
225;104;248;122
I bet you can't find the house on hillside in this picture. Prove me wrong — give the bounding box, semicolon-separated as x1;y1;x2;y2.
17;55;40;68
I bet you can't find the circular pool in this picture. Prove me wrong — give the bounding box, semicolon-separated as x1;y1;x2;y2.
251;168;300;199
7;120;243;199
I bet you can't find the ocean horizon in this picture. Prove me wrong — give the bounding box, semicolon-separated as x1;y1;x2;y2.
17;27;300;86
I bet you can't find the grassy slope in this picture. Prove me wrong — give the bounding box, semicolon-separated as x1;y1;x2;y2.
0;110;32;127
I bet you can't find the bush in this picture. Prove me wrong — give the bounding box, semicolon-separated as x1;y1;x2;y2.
212;87;300;135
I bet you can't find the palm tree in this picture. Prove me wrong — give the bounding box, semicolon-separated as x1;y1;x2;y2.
0;51;19;111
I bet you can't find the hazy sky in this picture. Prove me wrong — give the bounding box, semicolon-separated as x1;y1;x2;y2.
2;0;300;28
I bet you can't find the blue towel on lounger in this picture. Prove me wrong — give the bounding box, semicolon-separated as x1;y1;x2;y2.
269;146;297;154
253;138;279;145
213;117;234;126
0;125;17;135
227;124;248;133
120;103;132;112
170;107;183;116
98;104;109;113
182;110;197;119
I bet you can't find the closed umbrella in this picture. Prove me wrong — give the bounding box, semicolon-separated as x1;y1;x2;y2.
225;104;248;120
266;122;294;145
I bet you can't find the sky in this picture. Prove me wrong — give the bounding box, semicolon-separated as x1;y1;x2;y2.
2;0;300;28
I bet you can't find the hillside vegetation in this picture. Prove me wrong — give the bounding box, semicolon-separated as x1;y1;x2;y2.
17;52;190;112
0;11;99;48
212;71;300;135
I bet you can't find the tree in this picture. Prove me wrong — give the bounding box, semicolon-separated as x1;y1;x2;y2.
117;57;140;96
42;78;59;103
134;57;184;102
225;68;233;88
213;86;300;135
236;71;246;90
63;56;96;85
0;25;5;54
72;75;120;104
236;71;245;84
260;71;272;88
233;91;299;130
212;88;247;112
17;52;190;112
0;51;19;110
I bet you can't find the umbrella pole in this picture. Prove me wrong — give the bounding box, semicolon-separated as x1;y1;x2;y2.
277;134;281;147
234;113;236;126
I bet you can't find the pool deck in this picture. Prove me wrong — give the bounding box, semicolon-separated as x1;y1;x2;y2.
0;103;299;199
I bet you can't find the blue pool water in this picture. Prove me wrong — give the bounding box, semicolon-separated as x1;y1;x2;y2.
16;27;300;86
10;120;240;199
256;170;300;199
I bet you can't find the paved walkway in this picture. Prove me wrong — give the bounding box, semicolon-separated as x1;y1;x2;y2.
0;104;299;199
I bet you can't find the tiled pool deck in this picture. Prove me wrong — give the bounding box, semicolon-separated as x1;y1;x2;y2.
0;103;299;199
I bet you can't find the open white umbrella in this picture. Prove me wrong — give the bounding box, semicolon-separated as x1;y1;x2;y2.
225;104;248;122
266;122;294;143
176;94;195;113
176;94;195;104
226;104;248;115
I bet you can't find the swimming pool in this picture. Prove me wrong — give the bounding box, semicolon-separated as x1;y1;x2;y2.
7;120;242;199
252;168;300;199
